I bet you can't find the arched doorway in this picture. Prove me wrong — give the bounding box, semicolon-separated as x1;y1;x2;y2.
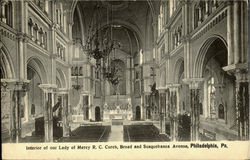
85;107;89;120
1;44;15;142
26;57;48;141
135;106;141;120
27;66;43;119
95;106;101;121
196;37;238;140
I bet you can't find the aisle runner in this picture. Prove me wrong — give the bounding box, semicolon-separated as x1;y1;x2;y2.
107;125;124;142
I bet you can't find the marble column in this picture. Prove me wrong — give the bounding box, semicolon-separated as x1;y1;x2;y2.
198;6;202;25
159;89;166;134
227;1;234;65
4;80;29;143
39;84;57;142
212;0;218;12
1;1;6;23
204;1;209;19
144;92;150;120
233;1;241;64
62;93;70;137
235;70;249;140
169;89;178;141
188;80;202;141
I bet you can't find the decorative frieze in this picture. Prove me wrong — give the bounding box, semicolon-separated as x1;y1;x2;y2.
0;25;16;41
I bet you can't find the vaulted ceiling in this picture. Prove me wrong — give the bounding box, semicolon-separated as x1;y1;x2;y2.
72;0;160;57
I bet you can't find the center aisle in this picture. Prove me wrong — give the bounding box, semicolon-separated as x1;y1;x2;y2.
107;125;124;142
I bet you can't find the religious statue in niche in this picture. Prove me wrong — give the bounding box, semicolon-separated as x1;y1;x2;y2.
218;104;224;119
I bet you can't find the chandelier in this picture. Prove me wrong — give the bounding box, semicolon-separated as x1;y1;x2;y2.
83;3;119;86
83;4;114;65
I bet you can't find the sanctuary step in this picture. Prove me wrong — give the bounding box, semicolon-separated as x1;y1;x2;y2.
111;119;123;125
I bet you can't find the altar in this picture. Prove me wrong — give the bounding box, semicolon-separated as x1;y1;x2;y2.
103;104;133;121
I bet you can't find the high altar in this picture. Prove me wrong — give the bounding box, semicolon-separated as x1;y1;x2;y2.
103;95;133;121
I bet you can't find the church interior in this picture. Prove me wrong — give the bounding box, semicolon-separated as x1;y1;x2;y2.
0;0;249;143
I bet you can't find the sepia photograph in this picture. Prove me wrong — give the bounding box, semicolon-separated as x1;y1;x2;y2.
0;0;249;159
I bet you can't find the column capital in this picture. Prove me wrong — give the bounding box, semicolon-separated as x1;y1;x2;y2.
223;63;249;82
225;0;234;6
183;78;204;89
0;0;8;5
39;84;57;92
1;79;30;91
158;88;166;93
182;34;191;43
50;53;58;59
17;32;30;43
57;88;69;94
50;23;57;30
235;69;249;83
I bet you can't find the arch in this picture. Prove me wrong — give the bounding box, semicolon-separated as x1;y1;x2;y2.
56;68;67;88
173;57;184;83
3;1;13;27
194;35;227;78
70;0;79;24
135;106;141;120
85;107;89;120
0;42;15;78
70;1;85;43
27;56;48;83
56;76;62;88
147;0;157;19
27;66;43;118
97;20;144;50
95;106;101;121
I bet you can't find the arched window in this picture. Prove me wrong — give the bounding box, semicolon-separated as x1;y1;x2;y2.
28;18;33;36
31;104;36;116
6;2;12;26
44;32;47;49
39;27;44;46
199;103;203;115
0;1;12;27
139;49;143;65
208;77;216;118
34;23;38;41
79;67;83;76
75;67;78;76
71;67;74;76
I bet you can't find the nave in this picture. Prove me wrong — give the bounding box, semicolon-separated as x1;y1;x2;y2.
1;0;249;144
5;121;171;143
